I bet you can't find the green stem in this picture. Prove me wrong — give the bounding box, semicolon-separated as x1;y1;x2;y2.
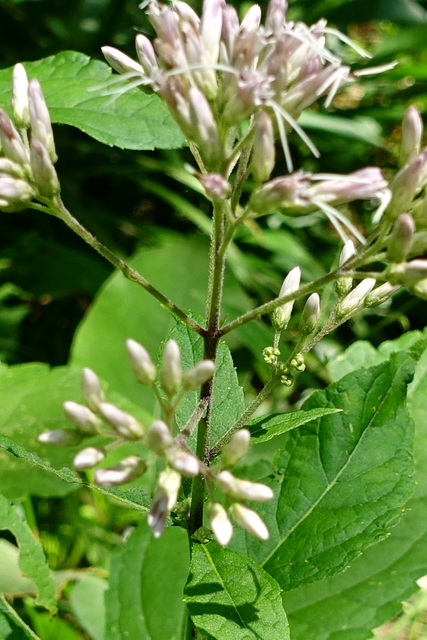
47;198;204;336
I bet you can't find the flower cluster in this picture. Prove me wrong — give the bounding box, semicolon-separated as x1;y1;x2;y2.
0;64;59;211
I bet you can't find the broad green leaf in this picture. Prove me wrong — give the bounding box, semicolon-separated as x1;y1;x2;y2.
0;595;41;640
105;518;189;640
184;542;290;640
240;351;416;591
0;494;56;612
0;539;36;597
210;342;245;449
247;407;342;444
0;52;184;150
300;112;383;147
69;575;107;640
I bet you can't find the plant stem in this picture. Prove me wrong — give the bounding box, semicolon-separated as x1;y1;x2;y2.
47;198;204;336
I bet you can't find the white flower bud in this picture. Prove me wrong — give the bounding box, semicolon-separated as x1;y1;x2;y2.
0;158;25;178
148;468;181;538
126;339;157;385
251;111;275;183
221;429;250;467
63;401;102;434
73;447;105;471
299;293;320;335
208;503;233;546
38;429;82;446
336;239;355;296
146;420;173;455
12;64;30;129
101;46;144;76
135;34;158;75
272;266;301;331
183;360;215;390
364;282;399;307
229;503;269;540
387;259;427;287
94;456;146;486
388;148;427;219
0;108;30;168
30;138;60;199
161;340;182;396
167;447;200;477
216;470;274;502
0;176;34;209
82;368;105;411
28;80;57;163
336;278;376;318
98;402;144;440
400;106;423;167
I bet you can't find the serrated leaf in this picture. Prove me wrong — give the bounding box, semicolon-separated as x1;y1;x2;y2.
184;542;290;640
0;51;185;150
0;494;56;612
247;407;342;444
105;518;189;640
0;595;41;640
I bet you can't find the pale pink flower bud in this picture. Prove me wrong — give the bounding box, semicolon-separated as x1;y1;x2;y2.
364;282;399;307
30;138;60;198
28;80;57;163
387;259;427;287
0;176;34;209
148;468;181;538
73;447;105;471
265;0;288;34
400;106;423;167
82;368;105;411
135;34;158;76
188;87;221;165
336;278;376;317
98;402;144;440
101;46;144;76
208;503;233;546
200;0;223;65
146;420;173;455
299;293;320;335
229;503;269;540
38;429;82;446
272;266;301;331
251;111;275;183
0;108;30;168
183;360;215;390
221;429;250;467
248;173;309;216
216;470;274;502
167;447;200;477
0;158;25;178
199;173;232;201
126;339;157;385
161;339;182;396
388;149;427;218
386;213;415;263
240;4;261;32
12;64;30;129
308;168;388;204
63;401;102;435
94;456;146;487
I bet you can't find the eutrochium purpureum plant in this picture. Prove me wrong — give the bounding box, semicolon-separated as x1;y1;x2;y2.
2;0;427;639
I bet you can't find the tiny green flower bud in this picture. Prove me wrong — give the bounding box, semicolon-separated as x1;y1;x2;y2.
30;138;60;199
12;64;30;129
98;402;144;440
364;282;399;307
221;429;250;467
251;111;275;183
126;339;157;385
28;80;57;163
183;360;215;390
386;213;415;263
161;339;182;396
146;420;173;455
272;267;301;331
280;372;294;386
216;470;274;502
82;368;105;411
387;259;427;287
336;239;355;297
94;456;146;486
38;429;82;446
208;503;233;547
148;468;181;538
167;447;200;477
400;106;423;167
299;293;320;335
102;46;144;76
290;353;306;372
73;447;105;471
336;278;376;318
262;346;280;366
229;503;269;540
63;401;102;435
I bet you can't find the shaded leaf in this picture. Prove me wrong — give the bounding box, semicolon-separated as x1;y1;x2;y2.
0;595;41;640
69;575;107;640
247;407;342;444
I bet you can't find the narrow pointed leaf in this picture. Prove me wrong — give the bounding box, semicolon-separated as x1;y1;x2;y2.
0;595;41;640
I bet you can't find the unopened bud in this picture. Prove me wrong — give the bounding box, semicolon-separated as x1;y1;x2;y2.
146;420;173;455
38;429;82;446
251;111;275;183
262;346;280;366
413;277;427;300
387;259;427;287
0;176;34;209
221;429;250;467
28;80;57;163
229;503;269;540
183;360;215;390
364;282;399;307
0;158;26;178
308;168;388;204
102;46;144;76
0;108;30;168
336;278;376;317
167;447;200;477
400;106;423;167
216;470;273;502
63;401;102;434
135;34;158;75
82;368;105;411
94;456;146;486
73;447;105;471
208;503;233;546
98;402;144;440
126;339;157;385
188;87;221;166
299;293;320;335
336;239;356;296
248;173;309;216
265;0;288;34
272;266;301;331
199;173;232;201
12;64;30;129
148;468;181;538
30;138;60;198
386;213;415;263
387;149;427;219
290;353;306;372
161;339;182;396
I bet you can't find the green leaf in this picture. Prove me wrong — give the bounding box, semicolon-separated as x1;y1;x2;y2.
0;539;37;597
0;595;41;640
240;351;416;591
247;408;342;444
69;575;107;640
0;52;185;150
0;494;56;613
105;518;189;640
300;112;383;147
184;542;290;640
